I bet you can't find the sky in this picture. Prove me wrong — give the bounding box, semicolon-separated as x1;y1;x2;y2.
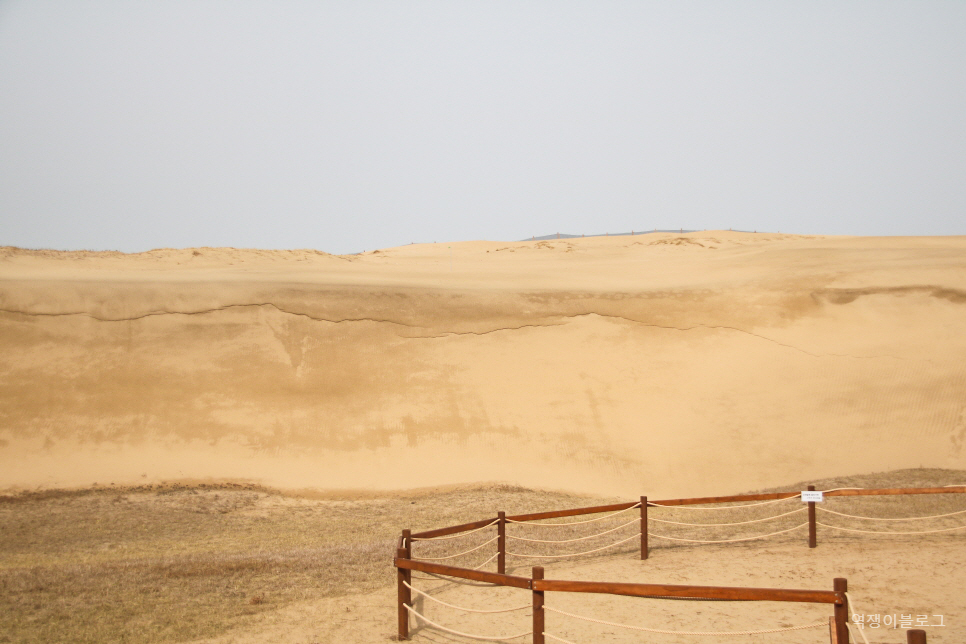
1;1;965;255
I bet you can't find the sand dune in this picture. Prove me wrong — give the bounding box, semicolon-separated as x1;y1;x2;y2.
2;232;965;498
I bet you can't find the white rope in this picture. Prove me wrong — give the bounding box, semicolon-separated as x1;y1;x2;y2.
845;593;872;644
817;506;966;521
404;604;532;641
410;571;501;586
820;487;865;493
415;535;500;561
471;551;500;570
544;605;826;636
506;504;640;527
506;518;640;543
650;507;806;526
648;522;808;544
412;520;498;541
407;552;495;585
944;484;966;488
648;495;800;510
507;532;640;559
846;621;869;644
816;521;966;535
403;580;530;614
544;633;577;644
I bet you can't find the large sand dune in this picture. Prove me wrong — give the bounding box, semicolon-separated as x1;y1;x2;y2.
2;232;965;498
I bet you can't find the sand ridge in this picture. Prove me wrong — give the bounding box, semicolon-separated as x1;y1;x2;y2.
2;232;966;498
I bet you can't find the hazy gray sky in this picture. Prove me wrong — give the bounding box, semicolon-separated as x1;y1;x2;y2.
1;1;964;254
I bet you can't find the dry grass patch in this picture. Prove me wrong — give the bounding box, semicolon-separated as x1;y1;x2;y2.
1;470;964;643
0;483;610;644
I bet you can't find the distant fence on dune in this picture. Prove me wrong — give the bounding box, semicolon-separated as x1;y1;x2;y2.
394;485;966;644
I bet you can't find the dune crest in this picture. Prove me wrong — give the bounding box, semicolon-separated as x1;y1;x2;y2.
2;232;965;498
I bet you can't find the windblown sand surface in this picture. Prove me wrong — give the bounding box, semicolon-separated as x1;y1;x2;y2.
2;232;966;498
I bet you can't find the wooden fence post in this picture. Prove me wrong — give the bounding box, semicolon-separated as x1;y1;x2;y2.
833;577;848;644
907;629;927;644
397;538;411;640
532;566;545;644
498;512;506;574
640;496;648;560
808;485;817;548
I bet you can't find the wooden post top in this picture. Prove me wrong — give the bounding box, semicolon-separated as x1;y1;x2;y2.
907;629;927;644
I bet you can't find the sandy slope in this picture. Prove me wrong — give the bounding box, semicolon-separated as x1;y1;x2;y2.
1;233;965;498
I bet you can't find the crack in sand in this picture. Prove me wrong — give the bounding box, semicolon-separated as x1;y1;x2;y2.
0;305;924;361
0;304;424;329
572;312;925;361
420;322;569;338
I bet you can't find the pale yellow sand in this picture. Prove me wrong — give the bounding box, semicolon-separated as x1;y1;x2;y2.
2;232;966;498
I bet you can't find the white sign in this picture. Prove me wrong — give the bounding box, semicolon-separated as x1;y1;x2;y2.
801;491;824;503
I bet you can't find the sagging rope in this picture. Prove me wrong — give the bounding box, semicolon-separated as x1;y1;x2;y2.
506;503;640;527
415;535;499;561
411;570;501;586
844;592;873;644
816;521;966;535
402;580;530;614
507;532;640;559
648;522;808;544
471;551;500;570
506;518;640;544
649;495;800;510
411;519;499;541
411;549;498;580
817;506;966;521
404;604;532;641
650;507;806;527
544;633;577;644
544;605;827;636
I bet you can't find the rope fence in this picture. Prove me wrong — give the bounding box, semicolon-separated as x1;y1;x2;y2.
394;485;963;643
403;580;530;614
505;518;640;544
505;503;640;526
647;521;809;544
648;494;800;510
649;506;806;526
405;604;532;641
818;506;966;521
506;532;641;559
472;551;501;570
544;604;827;636
543;634;576;644
845;592;873;644
411;519;498;541
816;522;966;535
414;535;500;561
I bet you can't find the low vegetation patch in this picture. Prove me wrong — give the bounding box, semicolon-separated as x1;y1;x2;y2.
1;469;964;643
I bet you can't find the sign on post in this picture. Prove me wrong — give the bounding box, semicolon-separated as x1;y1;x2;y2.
802;490;824;503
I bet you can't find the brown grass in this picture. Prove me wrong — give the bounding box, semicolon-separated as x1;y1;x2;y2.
0;482;609;644
1;469;964;644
